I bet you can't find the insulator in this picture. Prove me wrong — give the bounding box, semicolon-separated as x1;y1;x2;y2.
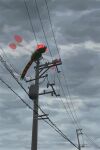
47;83;49;88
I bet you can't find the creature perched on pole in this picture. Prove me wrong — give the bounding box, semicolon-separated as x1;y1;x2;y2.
20;44;48;80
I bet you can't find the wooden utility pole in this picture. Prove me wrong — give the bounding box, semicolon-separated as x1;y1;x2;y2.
31;59;40;150
28;58;62;150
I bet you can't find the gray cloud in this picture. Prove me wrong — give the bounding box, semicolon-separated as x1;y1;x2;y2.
0;0;100;150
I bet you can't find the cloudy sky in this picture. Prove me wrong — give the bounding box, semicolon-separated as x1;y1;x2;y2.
0;0;100;150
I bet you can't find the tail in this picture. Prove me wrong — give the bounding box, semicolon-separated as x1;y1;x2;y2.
20;59;33;80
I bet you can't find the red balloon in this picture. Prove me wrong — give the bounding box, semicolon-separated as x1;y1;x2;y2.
14;35;23;43
9;43;16;49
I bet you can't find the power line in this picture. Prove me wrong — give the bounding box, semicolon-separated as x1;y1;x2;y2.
1;54;99;149
0;47;20;74
0;77;32;110
0;76;78;149
10;2;97;148
0;54;78;148
47;117;78;149
60;68;81;125
30;0;53;57
11;1;99;148
44;0;61;58
23;0;79;129
0;55;28;95
84;133;100;149
43;3;92;146
44;0;81;128
26;2;87;146
24;0;38;44
47;73;77;129
42;3;100;148
56;73;80;129
29;0;80;130
24;0;52;59
0;1;98;148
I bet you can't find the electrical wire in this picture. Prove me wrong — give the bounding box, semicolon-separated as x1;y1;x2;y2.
0;76;78;149
56;74;80;129
0;77;32;110
43;0;81;129
29;0;81;130
43;4;97;148
0;46;19;74
0;55;28;95
28;0;80;131
46;74;72;121
84;133;100;149
42;2;100;148
44;0;61;58
6;0;98;148
30;0;53;58
22;0;77;132
34;0;50;53
1;64;93;149
0;1;97;148
24;0;38;44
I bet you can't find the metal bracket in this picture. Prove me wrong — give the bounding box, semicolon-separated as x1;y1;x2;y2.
34;59;62;73
33;114;49;120
39;90;54;96
25;74;48;82
47;83;60;97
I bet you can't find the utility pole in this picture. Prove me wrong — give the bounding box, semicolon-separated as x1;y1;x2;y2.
28;58;62;150
31;59;40;150
76;129;85;150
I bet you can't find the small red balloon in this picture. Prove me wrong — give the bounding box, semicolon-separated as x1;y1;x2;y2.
14;35;23;43
9;43;16;49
